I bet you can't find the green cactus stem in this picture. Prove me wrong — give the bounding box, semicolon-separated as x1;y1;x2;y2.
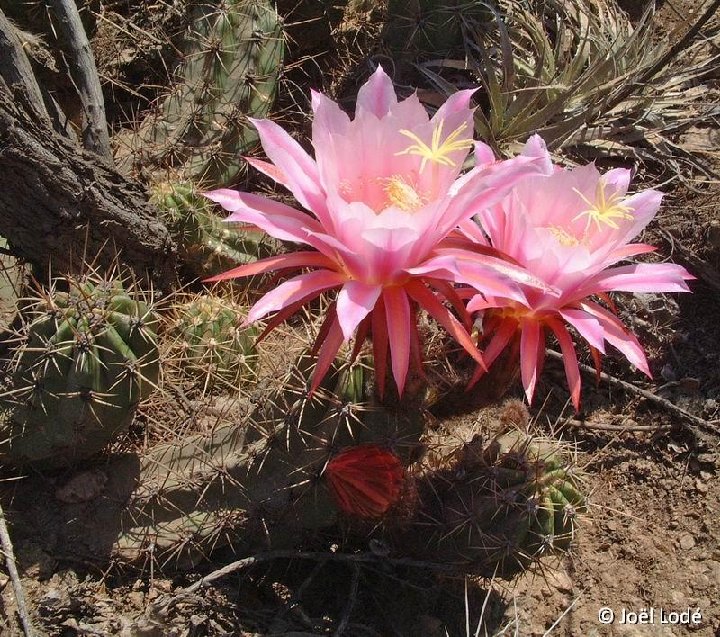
166;292;259;394
410;426;586;576
151;181;276;279
0;271;160;468
118;0;284;185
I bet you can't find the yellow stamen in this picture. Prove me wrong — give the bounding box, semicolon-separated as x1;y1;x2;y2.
572;180;634;232
395;119;473;172
381;175;425;212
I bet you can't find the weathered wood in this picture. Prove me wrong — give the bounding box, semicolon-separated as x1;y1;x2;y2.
0;9;50;125
47;0;111;160
0;76;177;290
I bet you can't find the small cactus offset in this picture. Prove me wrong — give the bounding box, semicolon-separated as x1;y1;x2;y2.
165;292;259;394
119;0;284;185
0;271;160;468
410;414;586;576
150;181;275;278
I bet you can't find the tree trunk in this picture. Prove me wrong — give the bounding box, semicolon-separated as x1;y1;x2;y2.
0;77;177;290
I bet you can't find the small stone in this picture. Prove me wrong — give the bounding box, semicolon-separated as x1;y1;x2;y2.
705;560;720;584
127;591;145;608
189;614;207;628
707;220;720;248
693;573;709;588
660;363;677;382
679;533;696;550
546;569;573;594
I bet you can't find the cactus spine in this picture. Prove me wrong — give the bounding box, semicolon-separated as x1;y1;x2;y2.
412;426;585;576
151;182;275;278
383;0;489;58
118;0;284;185
166;292;259;393
0;272;159;468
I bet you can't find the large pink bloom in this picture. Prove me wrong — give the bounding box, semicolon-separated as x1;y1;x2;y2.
205;67;544;395
459;136;694;409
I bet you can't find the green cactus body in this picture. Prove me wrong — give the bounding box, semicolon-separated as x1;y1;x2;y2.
168;294;258;393
0;274;159;468
106;350;426;567
120;0;284;185
416;430;586;576
151;182;275;278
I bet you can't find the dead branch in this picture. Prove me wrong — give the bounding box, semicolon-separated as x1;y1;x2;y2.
0;9;50;125
0;501;35;637
546;350;718;445
47;0;111;160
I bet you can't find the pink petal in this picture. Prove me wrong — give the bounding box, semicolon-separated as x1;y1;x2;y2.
577;263;693;296
311;90;351;136
311;315;345;394
579;301;651;376
519;319;544;404
204;251;336;282
204;189;325;247
383;287;411;396
245;157;288;186
617;189;662;244
372;295;389;399
249;118;330;223
457;218;490;245
468;318;517;388
521;134;554;175
474;141;496;168
437;154;543;235
546;317;582;410
336;281;382;340
405;280;484;367
559;308;606;353
247;270;346;323
603;243;656;265
432;88;476;121
356;65;397;118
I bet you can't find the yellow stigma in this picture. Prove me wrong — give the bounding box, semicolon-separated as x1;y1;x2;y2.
381;175;424;212
395;119;473;172
548;226;580;247
572;180;634;231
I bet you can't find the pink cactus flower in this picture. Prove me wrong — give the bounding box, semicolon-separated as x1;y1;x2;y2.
459;136;694;410
204;66;544;396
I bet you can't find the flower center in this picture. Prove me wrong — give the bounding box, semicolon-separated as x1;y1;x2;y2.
572;180;634;231
548;225;581;247
381;175;425;212
395;119;473;172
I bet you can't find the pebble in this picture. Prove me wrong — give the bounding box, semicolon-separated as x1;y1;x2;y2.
670;590;685;604
545;569;573;594
127;591;145;608
679;533;696;550
705;560;720;585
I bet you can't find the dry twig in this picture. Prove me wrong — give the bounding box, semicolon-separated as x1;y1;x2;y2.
47;0;111;159
546;350;718;444
0;502;35;637
178;550;457;596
